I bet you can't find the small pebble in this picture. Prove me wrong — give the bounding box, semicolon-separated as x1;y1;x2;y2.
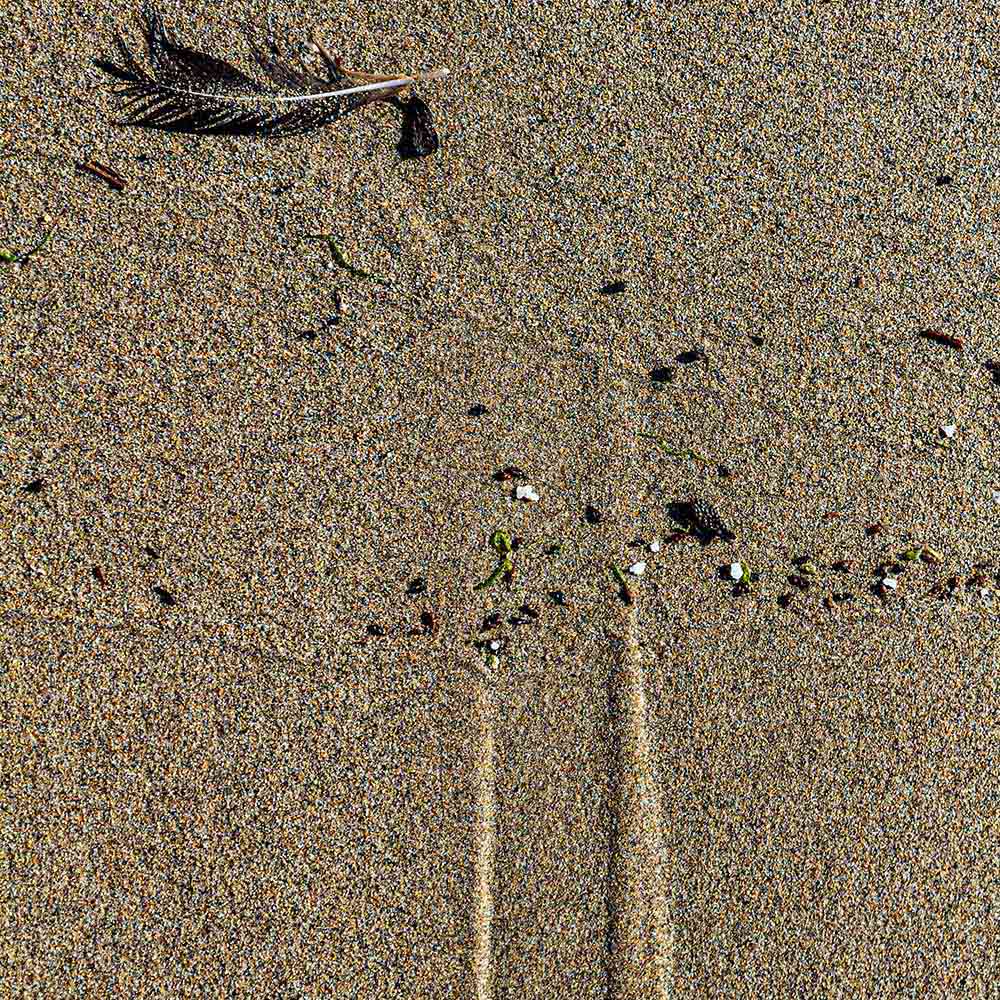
649;540;661;553
515;484;540;502
489;639;501;651
482;612;502;630
941;424;957;439
729;562;744;581
628;561;646;576
881;576;898;590
993;490;1000;504
649;366;675;383
676;349;706;364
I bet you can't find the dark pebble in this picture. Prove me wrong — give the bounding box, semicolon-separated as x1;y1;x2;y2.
548;590;567;607
493;466;527;482
367;623;387;637
152;586;177;607
750;335;765;346
649;366;675;383
584;504;604;525
935;175;953;186
482;612;503;631
468;404;488;416
23;479;44;494
788;574;810;591
777;593;793;608
406;577;427;596
676;349;706;364
600;281;626;295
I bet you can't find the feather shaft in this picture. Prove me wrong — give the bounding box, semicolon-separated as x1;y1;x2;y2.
143;75;418;105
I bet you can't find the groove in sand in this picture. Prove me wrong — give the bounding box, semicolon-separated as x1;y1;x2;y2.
606;623;674;1000
472;673;496;1000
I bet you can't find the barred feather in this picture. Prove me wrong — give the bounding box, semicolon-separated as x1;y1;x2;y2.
92;7;448;143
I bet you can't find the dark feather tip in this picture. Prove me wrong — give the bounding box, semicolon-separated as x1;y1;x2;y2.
93;58;136;82
393;93;440;159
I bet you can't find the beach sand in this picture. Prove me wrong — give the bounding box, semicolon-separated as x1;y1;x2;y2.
3;0;1000;995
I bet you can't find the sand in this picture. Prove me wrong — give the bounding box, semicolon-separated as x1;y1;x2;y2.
3;0;1000;996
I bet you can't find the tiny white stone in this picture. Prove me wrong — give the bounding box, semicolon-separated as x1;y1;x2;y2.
628;561;646;576
941;424;957;438
489;640;501;651
729;562;744;581
882;576;898;590
515;484;539;501
993;489;1000;504
649;540;661;553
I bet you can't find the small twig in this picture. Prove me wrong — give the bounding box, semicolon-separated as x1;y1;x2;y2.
75;160;126;191
918;329;963;350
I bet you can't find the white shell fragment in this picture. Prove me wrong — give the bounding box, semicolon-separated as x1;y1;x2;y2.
882;576;898;590
489;640;501;651
649;540;661;553
729;562;744;581
993;489;1000;504
514;485;540;502
941;424;957;439
628;561;646;576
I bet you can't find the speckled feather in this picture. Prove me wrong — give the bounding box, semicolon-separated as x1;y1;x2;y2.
93;8;430;140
